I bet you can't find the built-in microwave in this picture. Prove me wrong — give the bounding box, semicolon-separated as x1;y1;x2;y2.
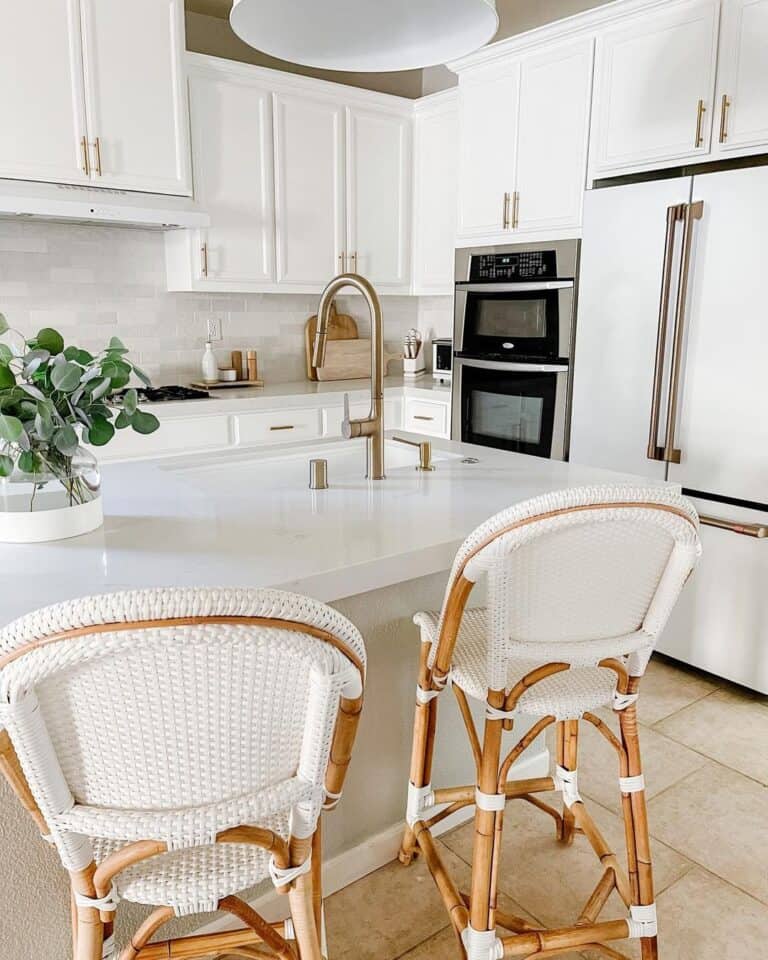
452;241;579;460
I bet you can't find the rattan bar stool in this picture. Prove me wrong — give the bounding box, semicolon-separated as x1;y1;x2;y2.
399;485;700;960
0;587;366;960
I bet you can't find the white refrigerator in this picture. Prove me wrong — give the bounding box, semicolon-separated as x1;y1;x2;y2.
570;165;768;692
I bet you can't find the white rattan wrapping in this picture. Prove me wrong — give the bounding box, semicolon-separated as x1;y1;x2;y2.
0;587;366;913
421;485;700;712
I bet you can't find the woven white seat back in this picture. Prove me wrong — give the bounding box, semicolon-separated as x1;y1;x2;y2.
0;587;366;871
435;486;700;690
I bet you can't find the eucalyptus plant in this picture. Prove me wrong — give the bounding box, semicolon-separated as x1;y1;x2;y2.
0;313;160;508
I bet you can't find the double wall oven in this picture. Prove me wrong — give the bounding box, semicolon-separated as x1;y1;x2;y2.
451;241;579;460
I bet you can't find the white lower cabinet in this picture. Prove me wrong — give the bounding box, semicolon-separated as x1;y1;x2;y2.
403;397;449;438
237;408;322;446
98;414;233;461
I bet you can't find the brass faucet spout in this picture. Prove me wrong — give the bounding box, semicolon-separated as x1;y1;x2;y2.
316;272;385;479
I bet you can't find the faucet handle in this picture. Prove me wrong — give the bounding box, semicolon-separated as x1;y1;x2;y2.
341;393;362;440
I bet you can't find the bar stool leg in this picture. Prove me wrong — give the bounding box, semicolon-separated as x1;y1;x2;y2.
618;699;658;960
556;719;579;845
467;697;505;950
400;640;438;865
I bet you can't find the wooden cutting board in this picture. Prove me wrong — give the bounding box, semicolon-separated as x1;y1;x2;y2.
305;304;358;380
315;339;401;381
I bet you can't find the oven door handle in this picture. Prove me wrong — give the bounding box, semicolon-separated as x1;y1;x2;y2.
455;280;574;293
454;358;569;373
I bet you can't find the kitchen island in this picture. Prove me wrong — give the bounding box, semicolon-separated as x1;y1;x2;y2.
0;431;664;955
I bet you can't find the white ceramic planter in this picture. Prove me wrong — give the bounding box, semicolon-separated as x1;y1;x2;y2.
0;488;103;543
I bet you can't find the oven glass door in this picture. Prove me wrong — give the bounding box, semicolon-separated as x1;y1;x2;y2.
458;287;560;358
459;362;558;457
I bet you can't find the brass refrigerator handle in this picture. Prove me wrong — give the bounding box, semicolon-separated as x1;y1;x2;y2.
719;94;731;143
662;200;703;465
694;98;706;148
700;515;768;539
503;192;511;229
512;191;520;229
647;204;684;462
80;136;90;176
200;242;209;278
91;137;102;176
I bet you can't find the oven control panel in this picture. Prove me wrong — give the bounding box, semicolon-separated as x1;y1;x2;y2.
469;250;558;282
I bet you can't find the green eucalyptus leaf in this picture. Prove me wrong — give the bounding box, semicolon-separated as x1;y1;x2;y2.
0;364;15;390
0;453;14;477
89;376;112;402
34;411;55;441
131;364;152;388
0;413;23;443
109;369;130;390
0;314;8;335
114;410;131;429
107;336;128;354
53;424;79;456
88;415;115;446
122;388;138;416
18;450;41;474
50;362;82;393
0;344;13;365
130;410;160;435
19;382;46;402
35;328;65;355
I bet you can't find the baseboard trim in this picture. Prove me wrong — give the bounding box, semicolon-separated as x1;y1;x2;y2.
195;749;550;934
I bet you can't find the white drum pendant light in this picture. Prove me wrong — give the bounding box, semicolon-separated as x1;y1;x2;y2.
229;0;499;72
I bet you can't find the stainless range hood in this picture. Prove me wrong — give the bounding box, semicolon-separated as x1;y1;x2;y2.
0;179;209;229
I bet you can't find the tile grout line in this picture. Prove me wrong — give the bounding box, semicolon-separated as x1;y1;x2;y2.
391;922;454;960
646;685;722;730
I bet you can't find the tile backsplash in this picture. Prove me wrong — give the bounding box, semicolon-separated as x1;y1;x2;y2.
0;221;453;386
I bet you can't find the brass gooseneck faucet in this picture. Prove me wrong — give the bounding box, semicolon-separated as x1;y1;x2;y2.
312;272;385;480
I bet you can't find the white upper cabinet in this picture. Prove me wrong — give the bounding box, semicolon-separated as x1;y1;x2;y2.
412;94;459;295
185;65;275;288
457;65;520;242
346;107;411;291
79;0;190;195
515;38;594;235
273;93;346;287
590;0;720;177
713;0;768;154
0;0;88;185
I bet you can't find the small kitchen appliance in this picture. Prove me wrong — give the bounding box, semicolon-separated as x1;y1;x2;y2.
432;339;453;383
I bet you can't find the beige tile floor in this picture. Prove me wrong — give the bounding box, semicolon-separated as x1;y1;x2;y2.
323;656;768;960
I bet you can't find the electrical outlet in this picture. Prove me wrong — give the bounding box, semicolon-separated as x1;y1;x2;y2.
205;314;223;342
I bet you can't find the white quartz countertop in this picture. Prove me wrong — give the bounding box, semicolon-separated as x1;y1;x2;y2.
149;376;451;419
1;432;666;624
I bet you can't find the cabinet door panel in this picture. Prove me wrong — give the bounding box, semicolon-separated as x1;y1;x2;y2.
346;108;411;289
80;0;190;194
0;0;88;185
715;0;768;152
274;93;345;286
413;99;459;294
515;39;593;234
457;66;519;241
591;0;719;175
190;71;275;284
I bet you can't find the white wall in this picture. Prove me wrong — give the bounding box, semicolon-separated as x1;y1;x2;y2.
0;221;447;386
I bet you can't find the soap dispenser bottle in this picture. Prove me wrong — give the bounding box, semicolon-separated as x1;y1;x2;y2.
201;341;218;383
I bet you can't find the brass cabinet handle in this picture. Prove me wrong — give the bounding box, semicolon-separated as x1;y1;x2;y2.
350;251;358;272
719;94;731;143
80;136;90;176
662;200;703;464
269;424;295;431
694;99;706;148
503;192;511;229
338;253;346;272
512;190;520;229
200;242;209;278
91;137;102;175
700;515;767;538
413;414;434;421
648;204;683;462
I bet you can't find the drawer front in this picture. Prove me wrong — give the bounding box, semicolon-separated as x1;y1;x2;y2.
403;398;449;437
237;407;322;445
323;398;402;437
98;414;233;461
